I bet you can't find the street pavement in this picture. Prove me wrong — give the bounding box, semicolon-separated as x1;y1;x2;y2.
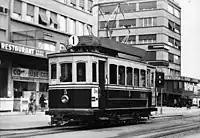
0;106;200;130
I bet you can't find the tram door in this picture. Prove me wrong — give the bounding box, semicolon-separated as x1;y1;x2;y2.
99;60;106;109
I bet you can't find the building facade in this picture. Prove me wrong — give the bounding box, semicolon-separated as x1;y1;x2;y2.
98;0;181;77
0;0;96;111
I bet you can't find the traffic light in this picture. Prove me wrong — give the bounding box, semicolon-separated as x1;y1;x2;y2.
155;71;165;88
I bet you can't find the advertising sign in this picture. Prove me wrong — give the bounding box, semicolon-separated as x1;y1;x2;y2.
12;68;48;80
0;42;47;58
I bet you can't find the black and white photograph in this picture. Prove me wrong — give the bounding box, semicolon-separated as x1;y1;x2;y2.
0;0;200;138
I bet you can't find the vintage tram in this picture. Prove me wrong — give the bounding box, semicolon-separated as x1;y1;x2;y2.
45;36;157;125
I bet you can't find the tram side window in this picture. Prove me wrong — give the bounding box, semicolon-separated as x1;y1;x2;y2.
118;66;125;85
92;62;97;82
147;69;151;87
60;63;72;82
140;70;146;87
51;64;57;79
134;68;139;87
151;72;154;87
127;67;133;86
77;62;86;82
110;64;117;84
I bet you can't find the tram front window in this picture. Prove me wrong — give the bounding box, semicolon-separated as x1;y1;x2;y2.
60;63;72;82
77;62;86;82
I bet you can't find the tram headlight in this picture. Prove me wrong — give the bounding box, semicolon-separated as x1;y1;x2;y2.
61;95;69;103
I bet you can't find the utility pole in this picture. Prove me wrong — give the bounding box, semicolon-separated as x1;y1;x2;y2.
160;88;163;114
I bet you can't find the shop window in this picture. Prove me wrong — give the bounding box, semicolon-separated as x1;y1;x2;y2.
13;0;22;19
92;62;97;82
127;67;132;86
118;66;125;85
38;8;49;26
39;83;48;92
140;70;146;87
139;1;156;11
50;12;59;29
109;64;117;84
134;68;139;87
79;0;85;10
60;63;72;82
51;64;57;79
77;62;86;82
26;4;34;23
14;81;36;98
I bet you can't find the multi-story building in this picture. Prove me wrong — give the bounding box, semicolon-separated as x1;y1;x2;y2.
98;0;181;77
97;0;200;106
0;0;96;111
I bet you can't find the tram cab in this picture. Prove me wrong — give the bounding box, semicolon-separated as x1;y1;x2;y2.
46;36;157;125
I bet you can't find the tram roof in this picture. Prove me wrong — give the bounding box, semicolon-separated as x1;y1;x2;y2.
78;36;146;58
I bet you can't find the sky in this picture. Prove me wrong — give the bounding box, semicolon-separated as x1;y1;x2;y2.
178;0;200;79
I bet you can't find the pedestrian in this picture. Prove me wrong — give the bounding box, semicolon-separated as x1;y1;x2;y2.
174;99;177;108
39;94;46;112
27;92;36;114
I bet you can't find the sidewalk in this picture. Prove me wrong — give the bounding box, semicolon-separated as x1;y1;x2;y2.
0;107;200;130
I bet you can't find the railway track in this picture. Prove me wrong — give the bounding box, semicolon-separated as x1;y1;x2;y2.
1;114;199;138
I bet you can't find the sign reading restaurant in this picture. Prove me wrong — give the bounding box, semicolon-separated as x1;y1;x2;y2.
0;41;46;58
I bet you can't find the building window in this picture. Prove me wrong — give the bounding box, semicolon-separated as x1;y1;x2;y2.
99;20;116;29
38;8;49;26
26;4;34;23
119;19;136;28
168;53;174;63
50;12;59;29
139;17;157;27
77;22;84;36
174;8;180;18
60;63;72;82
92;62;97;82
77;62;86;82
79;0;85;10
68;18;76;34
118;66;125;85
110;64;117;84
100;5;116;14
140;70;146;87
0;6;8;14
168;36;174;46
168;20;174;31
13;0;22;19
71;0;76;7
134;68;139;87
120;3;136;13
174;55;180;64
119;35;136;44
175;39;181;49
127;67;132;86
56;0;67;3
139;1;156;11
139;34;156;44
58;15;66;32
168;4;174;14
88;0;93;13
51;64;57;79
175;24;180;33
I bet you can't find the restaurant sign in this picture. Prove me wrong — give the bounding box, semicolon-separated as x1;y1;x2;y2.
165;76;199;83
0;42;46;58
12;68;48;80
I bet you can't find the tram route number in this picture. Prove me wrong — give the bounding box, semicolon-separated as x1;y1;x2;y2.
68;35;79;46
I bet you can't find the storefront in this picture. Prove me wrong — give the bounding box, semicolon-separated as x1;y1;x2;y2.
0;41;48;111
